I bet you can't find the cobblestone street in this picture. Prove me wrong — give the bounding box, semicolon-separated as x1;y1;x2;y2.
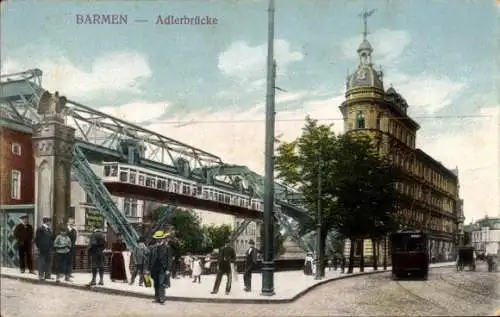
2;264;499;317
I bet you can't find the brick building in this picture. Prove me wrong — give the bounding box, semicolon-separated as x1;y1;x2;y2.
0;126;36;266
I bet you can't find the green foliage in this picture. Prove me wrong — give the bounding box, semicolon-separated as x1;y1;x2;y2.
152;206;206;254
259;223;286;257
275;116;402;272
203;224;233;250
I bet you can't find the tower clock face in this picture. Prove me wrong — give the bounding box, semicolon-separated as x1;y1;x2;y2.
357;70;366;80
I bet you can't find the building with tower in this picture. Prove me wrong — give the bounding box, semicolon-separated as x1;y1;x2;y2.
340;10;463;263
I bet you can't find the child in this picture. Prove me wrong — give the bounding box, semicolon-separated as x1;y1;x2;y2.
53;226;72;282
192;257;202;283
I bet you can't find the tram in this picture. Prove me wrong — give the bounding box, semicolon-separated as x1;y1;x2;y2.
101;162;271;212
390;230;429;280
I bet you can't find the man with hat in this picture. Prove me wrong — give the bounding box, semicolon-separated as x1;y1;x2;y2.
243;239;258;292
87;227;107;286
34;217;54;280
147;230;172;304
211;239;236;295
13;215;34;274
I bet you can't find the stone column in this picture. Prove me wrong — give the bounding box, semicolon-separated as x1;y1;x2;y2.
32;91;75;231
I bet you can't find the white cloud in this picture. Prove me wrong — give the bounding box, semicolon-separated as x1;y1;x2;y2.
99;101;168;123
143;94;344;173
1;52;152;99
418;105;500;222
385;72;466;114
218;39;303;90
342;29;411;66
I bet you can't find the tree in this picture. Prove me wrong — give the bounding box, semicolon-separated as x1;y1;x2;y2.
259;222;286;257
153;206;206;254
203;224;233;250
275;116;341;276
275;117;401;275
329;133;402;273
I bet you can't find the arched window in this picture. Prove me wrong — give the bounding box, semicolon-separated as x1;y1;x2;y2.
376;113;381;130
356;111;365;129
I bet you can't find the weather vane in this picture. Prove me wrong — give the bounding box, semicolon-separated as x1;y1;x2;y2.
359;8;376;40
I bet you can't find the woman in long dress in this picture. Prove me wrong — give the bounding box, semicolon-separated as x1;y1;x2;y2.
110;234;128;282
304;253;313;275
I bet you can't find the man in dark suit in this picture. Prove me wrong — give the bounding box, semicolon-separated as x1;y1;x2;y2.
211;240;236;295
147;231;172;304
14;215;34;274
243;239;258;292
66;217;78;278
87;228;106;286
34;217;53;280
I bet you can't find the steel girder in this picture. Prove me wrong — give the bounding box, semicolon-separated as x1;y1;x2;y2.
0;70;224;173
229;219;253;244
72;145;139;251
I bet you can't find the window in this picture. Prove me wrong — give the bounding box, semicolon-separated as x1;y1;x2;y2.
11;170;21;200
11;143;21;156
356;111;365;129
124;198;138;217
376;113;381;130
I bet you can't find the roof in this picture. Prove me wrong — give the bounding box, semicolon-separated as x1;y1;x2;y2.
415;149;458;180
346;65;384;91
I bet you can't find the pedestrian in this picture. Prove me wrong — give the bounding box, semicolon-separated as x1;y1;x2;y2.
87;228;106;286
130;237;149;286
183;253;193;278
53;226;72;282
66;217;78;278
147;230;172;305
210;240;236;295
204;254;211;274
13;215;34;274
243;239;257;292
192;256;202;284
304;253;313;275
110;233;128;283
34;217;53;281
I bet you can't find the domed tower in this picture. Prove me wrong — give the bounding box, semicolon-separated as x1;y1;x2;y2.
339;9;386;135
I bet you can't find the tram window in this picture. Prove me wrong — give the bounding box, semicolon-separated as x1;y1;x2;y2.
149;176;156;188
173;182;179;193
119;171;128;182
407;238;425;252
182;184;188;195
145;177;152;187
197;185;202;194
157;179;163;190
165;179;170;190
203;189;208;199
138;175;145;186
130;172;136;184
104;166;111;177
192;186;197;196
225;195;230;204
111;166;118;177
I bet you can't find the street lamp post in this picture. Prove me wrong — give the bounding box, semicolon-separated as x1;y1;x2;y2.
315;151;323;280
261;0;276;297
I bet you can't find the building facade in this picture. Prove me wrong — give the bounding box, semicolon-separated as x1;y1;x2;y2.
0;127;36;266
465;216;500;256
339;17;462;262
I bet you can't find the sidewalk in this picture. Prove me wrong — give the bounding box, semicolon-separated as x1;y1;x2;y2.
0;262;455;303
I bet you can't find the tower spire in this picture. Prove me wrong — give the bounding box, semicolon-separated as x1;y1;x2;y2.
359;8;376;40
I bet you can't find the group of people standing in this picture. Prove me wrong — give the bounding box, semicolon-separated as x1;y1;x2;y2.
14;215;78;282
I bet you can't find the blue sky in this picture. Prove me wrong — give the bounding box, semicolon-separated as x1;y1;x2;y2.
1;0;498;222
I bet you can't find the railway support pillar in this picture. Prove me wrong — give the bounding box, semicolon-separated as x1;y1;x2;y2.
32;91;75;231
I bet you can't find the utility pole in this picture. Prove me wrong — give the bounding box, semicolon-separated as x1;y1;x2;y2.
261;0;276;297
315;149;323;280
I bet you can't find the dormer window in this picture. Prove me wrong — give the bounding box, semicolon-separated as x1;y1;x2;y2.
11;143;21;156
356;111;365;129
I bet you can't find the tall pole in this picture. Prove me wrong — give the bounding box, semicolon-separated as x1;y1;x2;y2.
315;151;323;280
261;0;276;297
